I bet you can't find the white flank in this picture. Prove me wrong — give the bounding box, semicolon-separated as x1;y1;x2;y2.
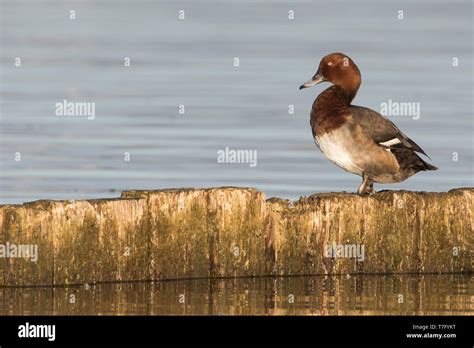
315;132;362;175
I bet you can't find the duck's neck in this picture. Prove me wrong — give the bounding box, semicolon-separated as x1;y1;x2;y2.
337;77;361;104
311;86;350;135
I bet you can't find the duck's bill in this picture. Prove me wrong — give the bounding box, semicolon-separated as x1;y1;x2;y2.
299;73;326;90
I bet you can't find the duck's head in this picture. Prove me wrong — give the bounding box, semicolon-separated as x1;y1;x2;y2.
299;52;361;101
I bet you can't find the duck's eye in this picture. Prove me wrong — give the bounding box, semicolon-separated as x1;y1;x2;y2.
327;62;333;66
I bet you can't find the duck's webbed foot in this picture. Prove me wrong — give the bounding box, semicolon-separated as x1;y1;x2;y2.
357;173;375;195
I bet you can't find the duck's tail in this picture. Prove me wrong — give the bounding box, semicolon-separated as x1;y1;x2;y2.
391;148;438;180
420;159;438;171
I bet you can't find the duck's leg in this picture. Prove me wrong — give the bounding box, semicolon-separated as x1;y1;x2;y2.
357;173;372;195
366;180;375;195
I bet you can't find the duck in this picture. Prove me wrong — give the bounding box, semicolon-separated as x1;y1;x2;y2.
299;53;437;195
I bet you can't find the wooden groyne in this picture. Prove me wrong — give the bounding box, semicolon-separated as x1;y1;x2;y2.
0;187;472;286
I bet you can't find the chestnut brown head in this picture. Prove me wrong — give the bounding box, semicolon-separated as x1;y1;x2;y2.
300;53;361;101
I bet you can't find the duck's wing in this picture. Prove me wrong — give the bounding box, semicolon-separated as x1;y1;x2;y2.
349;105;429;158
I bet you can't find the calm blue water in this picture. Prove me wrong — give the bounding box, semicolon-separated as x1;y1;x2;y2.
1;0;472;204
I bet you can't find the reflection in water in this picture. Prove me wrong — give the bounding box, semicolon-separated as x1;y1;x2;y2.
1;274;472;316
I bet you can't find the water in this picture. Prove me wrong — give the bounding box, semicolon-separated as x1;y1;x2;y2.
0;0;472;204
1;274;472;315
